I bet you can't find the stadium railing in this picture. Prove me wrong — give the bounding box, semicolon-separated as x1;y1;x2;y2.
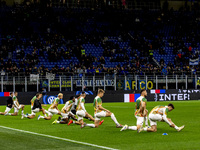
0;73;199;92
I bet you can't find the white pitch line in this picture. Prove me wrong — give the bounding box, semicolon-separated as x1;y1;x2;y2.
0;125;118;150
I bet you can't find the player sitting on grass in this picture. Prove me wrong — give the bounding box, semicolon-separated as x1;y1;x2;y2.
68;92;103;127
22;93;48;119
0;92;14;115
52;96;77;124
70;94;93;121
81;89;123;128
38;93;64;120
5;92;25;118
138;104;185;133
30;93;46;109
121;89;149;132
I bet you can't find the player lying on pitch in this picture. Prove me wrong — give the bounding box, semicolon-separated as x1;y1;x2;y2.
68;92;104;127
38;93;65;120
22;93;48;119
81;89;123;128
0;92;14;115
52;96;77;124
121;89;148;132
138;103;185;132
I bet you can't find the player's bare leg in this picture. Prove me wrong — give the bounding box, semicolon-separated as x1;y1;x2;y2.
0;112;6;115
59;118;69;124
52;118;69;124
40;108;48;117
38;114;52;120
27;115;35;119
10;112;18;116
68;113;77;121
21;105;25;111
68;118;85;125
145;125;157;132
85;112;95;121
44;116;52;120
94;120;100;128
144;109;149;126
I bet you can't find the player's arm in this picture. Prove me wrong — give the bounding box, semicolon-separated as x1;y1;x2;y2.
55;99;61;110
141;101;147;116
137;101;146;116
13;96;20;109
13;101;20;110
161;108;173;126
80;102;86;112
98;105;110;113
55;104;59;110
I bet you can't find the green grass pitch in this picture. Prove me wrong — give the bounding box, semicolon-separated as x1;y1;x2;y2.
0;101;200;150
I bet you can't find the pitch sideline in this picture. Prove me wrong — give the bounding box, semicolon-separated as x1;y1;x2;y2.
0;125;118;150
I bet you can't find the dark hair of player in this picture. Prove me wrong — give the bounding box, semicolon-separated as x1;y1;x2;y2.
168;103;175;109
10;92;13;95
140;89;146;94
81;91;85;95
69;96;74;100
75;94;80;98
98;89;105;94
36;93;40;98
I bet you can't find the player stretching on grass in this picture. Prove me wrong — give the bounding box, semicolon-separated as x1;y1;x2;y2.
0;92;13;115
52;96;77;124
38;93;64;120
138;104;185;132
70;94;80;116
22;93;48;119
68;92;104;127
81;89;123;128
121;89;149;132
5;92;25;118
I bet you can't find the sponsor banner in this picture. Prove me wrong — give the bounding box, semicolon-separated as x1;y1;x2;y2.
124;93;140;102
50;81;71;88
153;93;190;101
189;58;199;65
76;80;114;87
149;89;200;101
0;90;199;106
43;95;64;104
0;92;10;97
132;80;153;90
125;80;132;90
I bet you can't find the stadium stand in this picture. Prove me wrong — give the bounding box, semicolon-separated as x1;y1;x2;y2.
0;1;199;76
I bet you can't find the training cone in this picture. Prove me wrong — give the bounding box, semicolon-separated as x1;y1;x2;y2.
162;133;168;135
